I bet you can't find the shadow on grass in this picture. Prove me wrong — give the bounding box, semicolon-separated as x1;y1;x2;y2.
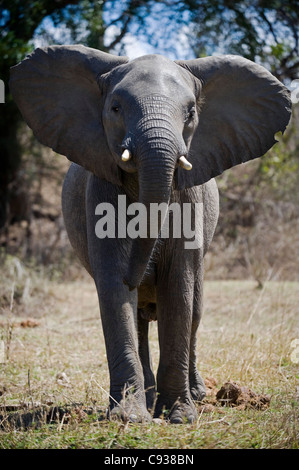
0;403;107;430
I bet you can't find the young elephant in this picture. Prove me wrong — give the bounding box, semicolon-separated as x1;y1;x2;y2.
10;46;291;423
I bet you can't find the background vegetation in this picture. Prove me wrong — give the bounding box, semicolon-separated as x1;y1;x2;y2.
0;0;298;449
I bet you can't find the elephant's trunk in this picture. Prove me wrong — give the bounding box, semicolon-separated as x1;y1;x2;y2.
123;115;186;290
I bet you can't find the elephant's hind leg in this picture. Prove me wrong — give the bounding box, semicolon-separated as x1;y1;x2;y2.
189;269;206;402
137;308;156;412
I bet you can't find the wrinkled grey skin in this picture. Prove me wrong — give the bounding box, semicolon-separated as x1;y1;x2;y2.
10;46;291;423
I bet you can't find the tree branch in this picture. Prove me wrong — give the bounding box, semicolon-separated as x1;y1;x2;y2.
106;14;131;50
258;10;278;44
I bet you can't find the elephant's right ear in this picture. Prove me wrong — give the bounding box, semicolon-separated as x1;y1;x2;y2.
9;45;129;185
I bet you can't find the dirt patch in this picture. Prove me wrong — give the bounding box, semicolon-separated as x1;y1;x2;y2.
216;381;271;410
199;378;271;412
0;318;40;328
204;376;218;396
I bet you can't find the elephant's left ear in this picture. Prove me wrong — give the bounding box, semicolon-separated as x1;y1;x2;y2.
175;55;292;190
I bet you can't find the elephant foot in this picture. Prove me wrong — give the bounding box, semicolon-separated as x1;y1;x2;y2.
107;395;152;423
190;370;206;402
154;396;197;424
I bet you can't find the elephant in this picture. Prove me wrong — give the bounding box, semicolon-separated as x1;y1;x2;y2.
9;45;291;423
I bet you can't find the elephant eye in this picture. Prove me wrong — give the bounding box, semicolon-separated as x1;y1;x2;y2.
185;106;196;122
188;107;196;119
112;105;120;113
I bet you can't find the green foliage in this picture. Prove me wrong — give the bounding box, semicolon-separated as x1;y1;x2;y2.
257;107;299;198
186;0;299;81
259;144;299;189
35;0;107;49
82;0;106;49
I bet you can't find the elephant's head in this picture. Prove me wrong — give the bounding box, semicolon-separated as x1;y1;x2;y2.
9;46;292;289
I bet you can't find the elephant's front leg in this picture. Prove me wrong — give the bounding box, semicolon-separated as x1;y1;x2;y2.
86;179;150;422
99;279;151;422
155;257;198;423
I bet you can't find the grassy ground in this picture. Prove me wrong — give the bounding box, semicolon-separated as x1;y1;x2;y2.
0;258;298;449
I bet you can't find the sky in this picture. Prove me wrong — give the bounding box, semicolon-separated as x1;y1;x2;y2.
33;1;194;61
104;25;156;58
103;24;193;60
102;1;193;60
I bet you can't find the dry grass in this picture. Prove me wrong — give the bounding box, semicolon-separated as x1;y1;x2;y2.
0;257;298;449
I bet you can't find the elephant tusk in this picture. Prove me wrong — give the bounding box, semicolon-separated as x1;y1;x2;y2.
121;149;132;162
178;156;192;170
